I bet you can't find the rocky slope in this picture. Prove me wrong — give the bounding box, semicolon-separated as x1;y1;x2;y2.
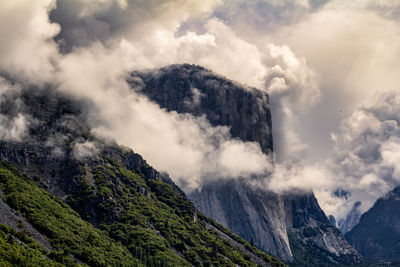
131;64;362;265
346;187;400;263
283;192;361;266
0;82;284;266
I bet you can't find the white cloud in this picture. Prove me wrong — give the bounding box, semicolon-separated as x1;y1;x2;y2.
176;19;267;88
263;44;320;161
0;0;60;84
0;77;31;142
265;43;320;111
0;113;29;142
73;141;99;161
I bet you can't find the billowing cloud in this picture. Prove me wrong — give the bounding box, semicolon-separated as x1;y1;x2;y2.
0;77;36;142
73;141;99;161
176;18;267;88
327;92;400;216
50;0;221;52
0;0;60;84
263;44;320;161
0;113;29;142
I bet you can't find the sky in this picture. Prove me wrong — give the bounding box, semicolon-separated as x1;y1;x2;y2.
1;0;400;220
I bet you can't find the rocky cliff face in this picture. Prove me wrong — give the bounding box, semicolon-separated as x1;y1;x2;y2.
339;201;362;234
346;187;400;263
284;193;362;266
131;64;362;265
189;179;292;260
129;64;273;155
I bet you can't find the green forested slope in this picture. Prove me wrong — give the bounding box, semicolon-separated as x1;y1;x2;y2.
0;224;62;266
0;159;284;267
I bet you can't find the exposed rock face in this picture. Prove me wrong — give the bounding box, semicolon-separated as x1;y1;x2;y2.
338;201;362;234
346;187;400;262
284;193;362;265
131;64;362;264
190;179;292;260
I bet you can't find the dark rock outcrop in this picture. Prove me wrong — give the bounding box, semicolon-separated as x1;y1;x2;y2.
329;215;338;228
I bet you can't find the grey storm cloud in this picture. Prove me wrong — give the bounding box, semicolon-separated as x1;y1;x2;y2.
50;0;220;52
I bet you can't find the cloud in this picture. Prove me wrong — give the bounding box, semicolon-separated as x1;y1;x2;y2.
326;0;400;15
73;141;99;161
50;0;221;52
268;162;335;192
0;0;60;84
212;0;321;37
0;113;29;142
0;77;35;142
176;18;267;88
265;44;320;111
263;44;320;161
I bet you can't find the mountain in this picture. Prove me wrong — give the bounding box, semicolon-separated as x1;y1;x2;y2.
338;201;362;234
130;64;363;266
0;83;284;266
346;187;400;263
